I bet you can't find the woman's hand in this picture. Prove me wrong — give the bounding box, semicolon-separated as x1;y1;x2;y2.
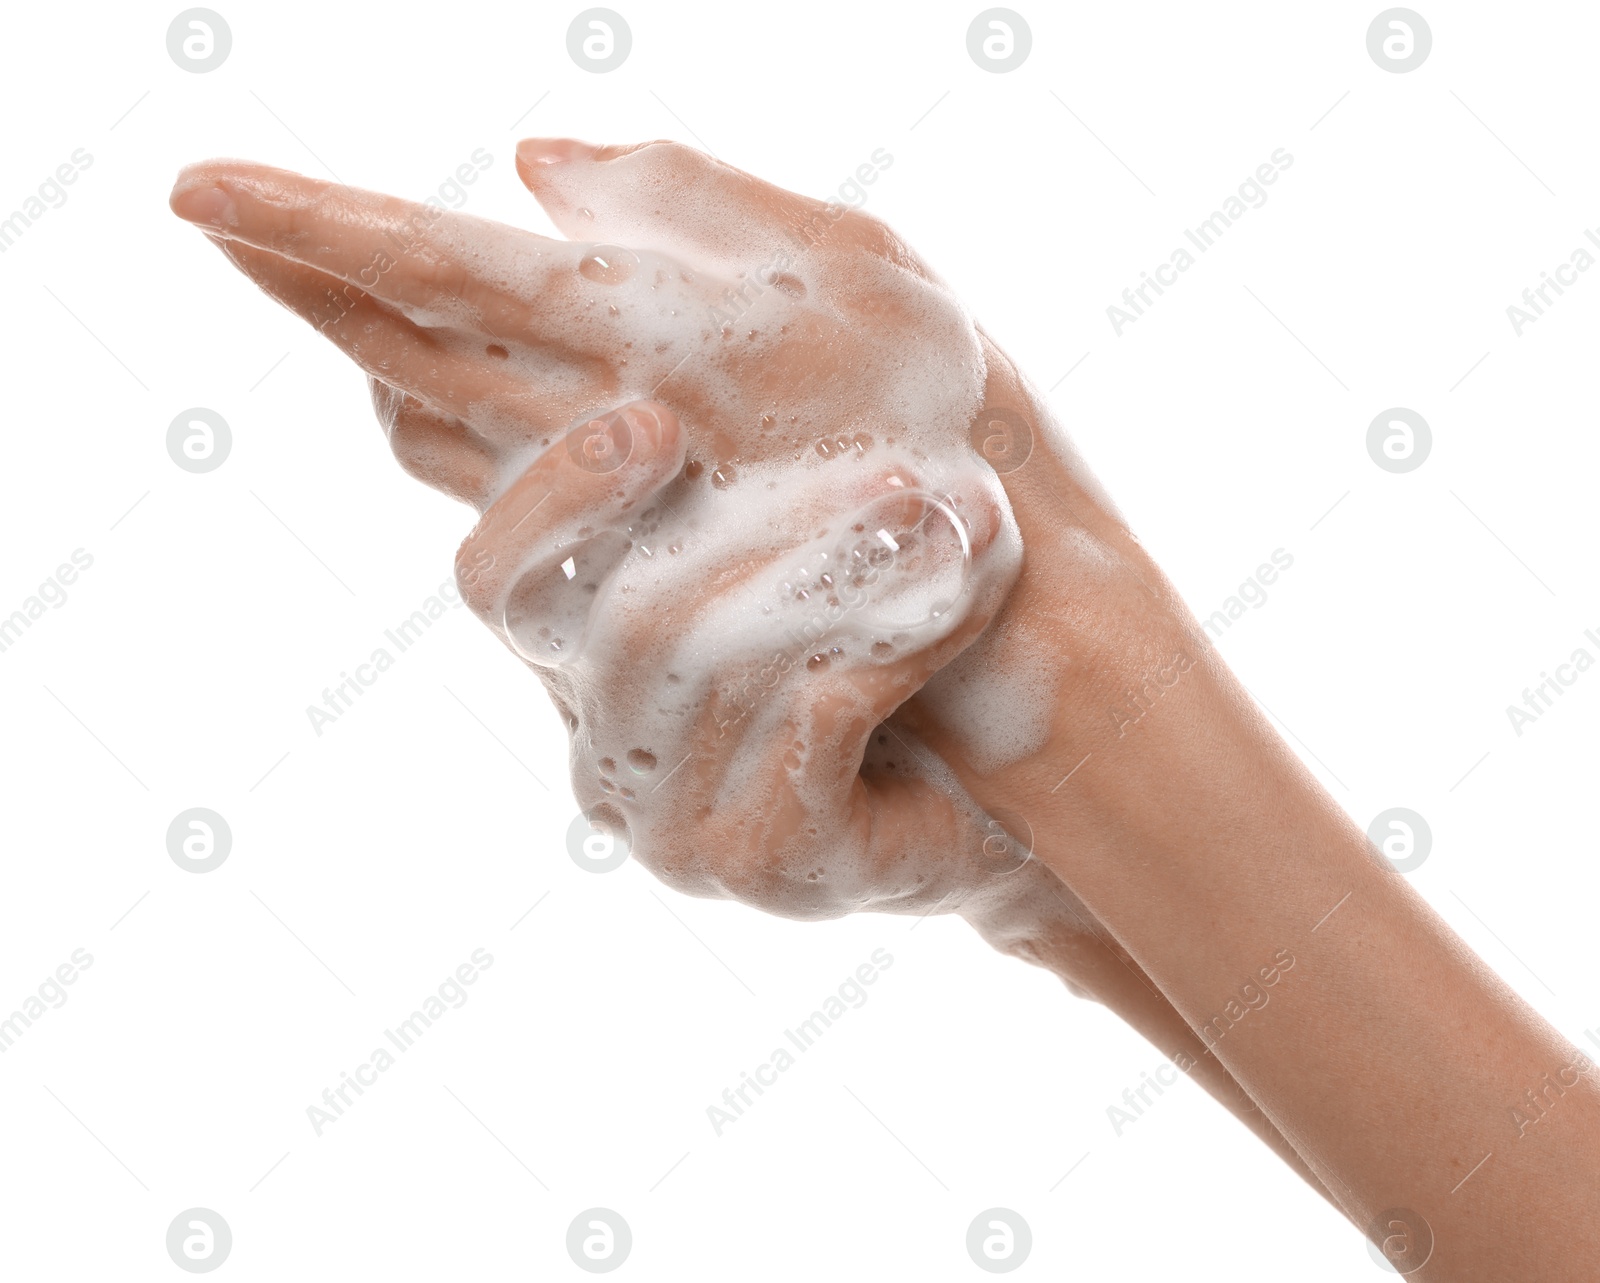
171;141;1600;1279
168;145;1039;924
167;141;1336;1202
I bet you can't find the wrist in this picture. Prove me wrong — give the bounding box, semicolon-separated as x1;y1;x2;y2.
955;861;1095;987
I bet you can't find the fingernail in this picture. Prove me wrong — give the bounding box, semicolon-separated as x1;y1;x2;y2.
170;183;236;228
515;137;599;168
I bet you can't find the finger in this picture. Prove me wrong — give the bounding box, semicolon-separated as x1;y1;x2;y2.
455;400;688;663
566;461;1006;749
551;458;976;703
171;159;601;348
713;475;1006;685
644;480;1020;913
755;482;1013;787
514;137;834;271
200;232;603;447
368;378;497;505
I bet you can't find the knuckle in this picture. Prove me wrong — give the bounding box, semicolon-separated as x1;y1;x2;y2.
452;536;500;617
629;138;694;167
385;405;432;465
367;376;402;426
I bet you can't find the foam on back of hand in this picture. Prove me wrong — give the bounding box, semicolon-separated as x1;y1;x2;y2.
447;186;1030;918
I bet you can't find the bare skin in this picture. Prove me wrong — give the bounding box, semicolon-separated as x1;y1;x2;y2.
170;140;1598;1277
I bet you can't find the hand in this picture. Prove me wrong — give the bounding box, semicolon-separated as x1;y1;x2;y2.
168;145;1039;924
168;142;1336;1199
166;137;1600;1283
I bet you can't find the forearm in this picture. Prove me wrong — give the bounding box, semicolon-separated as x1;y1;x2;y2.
958;873;1332;1200
948;556;1600;1278
902;348;1600;1273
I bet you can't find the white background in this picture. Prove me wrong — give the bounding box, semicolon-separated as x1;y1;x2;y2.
2;0;1597;1277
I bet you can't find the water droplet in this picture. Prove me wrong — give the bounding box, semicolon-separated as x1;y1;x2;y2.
872;641;894;659
807;653;829;671
759;413;776;430
599;757;616;774
599;777;616;793
619;787;636;801
577;207;595;220
577;245;638;285
485;343;509;360
626;749;657;774
712;464;738;489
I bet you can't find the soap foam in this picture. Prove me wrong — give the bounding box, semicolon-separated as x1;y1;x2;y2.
444;191;1035;918
920;615;1062;775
